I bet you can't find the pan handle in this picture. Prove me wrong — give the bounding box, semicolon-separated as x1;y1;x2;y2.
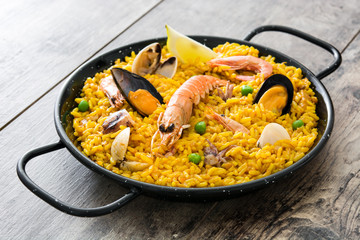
244;25;342;80
17;141;141;217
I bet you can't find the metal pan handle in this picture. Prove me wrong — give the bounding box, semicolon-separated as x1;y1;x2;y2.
17;141;141;217
244;25;342;80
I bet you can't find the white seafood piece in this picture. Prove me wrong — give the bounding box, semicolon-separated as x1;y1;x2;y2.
132;43;161;76
155;56;178;78
257;123;290;148
111;127;131;162
121;161;150;171
102;109;135;134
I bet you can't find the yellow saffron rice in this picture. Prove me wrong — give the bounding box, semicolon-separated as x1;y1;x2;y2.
71;43;318;188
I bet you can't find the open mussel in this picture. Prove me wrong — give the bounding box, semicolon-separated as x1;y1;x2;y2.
111;68;164;117
253;74;294;115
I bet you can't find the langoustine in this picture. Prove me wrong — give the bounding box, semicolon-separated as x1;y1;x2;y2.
151;75;228;149
217;82;234;101
208;55;273;81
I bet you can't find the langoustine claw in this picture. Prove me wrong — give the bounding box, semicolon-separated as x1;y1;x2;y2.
151;75;229;150
206;108;250;134
208;55;273;81
99;75;125;108
217;82;234;101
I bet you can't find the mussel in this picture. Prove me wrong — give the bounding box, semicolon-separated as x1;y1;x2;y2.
253;74;294;115
111;68;164;117
132;42;177;78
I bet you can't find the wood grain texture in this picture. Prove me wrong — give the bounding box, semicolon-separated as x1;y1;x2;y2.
100;0;360;77
0;0;359;239
0;0;161;129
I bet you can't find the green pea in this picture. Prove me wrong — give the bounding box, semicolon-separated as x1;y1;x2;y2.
241;85;253;96
78;100;89;112
195;121;206;134
292;119;304;130
188;153;202;164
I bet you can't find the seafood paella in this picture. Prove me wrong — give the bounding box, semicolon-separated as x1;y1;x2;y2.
71;25;319;188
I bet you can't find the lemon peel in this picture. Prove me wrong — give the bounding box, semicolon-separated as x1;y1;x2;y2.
165;24;217;63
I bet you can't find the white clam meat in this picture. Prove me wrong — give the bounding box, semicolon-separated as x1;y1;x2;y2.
257;123;290;148
111;127;130;161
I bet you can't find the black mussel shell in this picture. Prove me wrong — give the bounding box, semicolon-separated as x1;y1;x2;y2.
111;68;164;116
253;74;294;115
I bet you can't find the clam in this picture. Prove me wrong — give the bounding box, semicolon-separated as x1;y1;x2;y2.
253;74;294;115
132;42;177;78
111;68;164;117
110;127;150;171
155;56;178;78
132;43;161;76
111;127;131;162
257;123;291;148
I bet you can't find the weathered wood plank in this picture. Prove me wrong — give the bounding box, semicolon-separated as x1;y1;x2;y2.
100;0;360;78
0;0;161;129
0;84;215;239
1;0;359;239
186;32;360;240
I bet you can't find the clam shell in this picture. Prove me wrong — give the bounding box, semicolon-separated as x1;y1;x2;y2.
155;56;178;78
111;127;130;162
132;43;161;76
257;123;290;148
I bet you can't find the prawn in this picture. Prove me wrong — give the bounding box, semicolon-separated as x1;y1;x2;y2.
206;108;250;134
151;75;228;149
99;75;125;108
208;55;273;81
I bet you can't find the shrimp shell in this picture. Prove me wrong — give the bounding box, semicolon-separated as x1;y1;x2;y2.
208;55;273;81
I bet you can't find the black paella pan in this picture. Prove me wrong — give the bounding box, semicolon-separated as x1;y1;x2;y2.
17;25;341;217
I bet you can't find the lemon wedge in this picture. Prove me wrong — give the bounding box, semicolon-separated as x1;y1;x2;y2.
165;25;217;63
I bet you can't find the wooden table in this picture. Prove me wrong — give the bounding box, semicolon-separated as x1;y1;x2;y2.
1;0;359;239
